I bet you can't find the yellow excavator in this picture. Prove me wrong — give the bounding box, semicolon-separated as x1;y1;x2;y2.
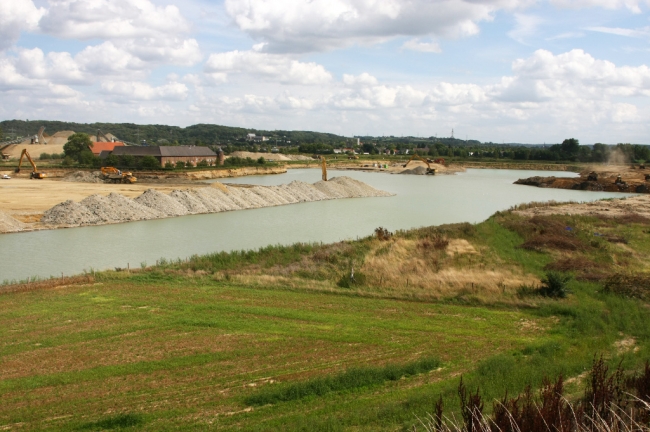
319;156;327;181
403;154;436;175
15;149;46;179
101;167;137;184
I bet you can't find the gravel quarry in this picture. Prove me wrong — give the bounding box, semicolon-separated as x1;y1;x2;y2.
40;176;393;228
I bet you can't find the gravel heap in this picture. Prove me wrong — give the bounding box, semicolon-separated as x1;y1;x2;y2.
63;171;104;183
400;166;428;175
0;212;26;233
40;176;393;227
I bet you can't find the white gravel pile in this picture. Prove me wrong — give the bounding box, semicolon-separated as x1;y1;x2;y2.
134;189;188;217
0;212;27;233
63;171;104;183
314;176;393;198
40;176;393;227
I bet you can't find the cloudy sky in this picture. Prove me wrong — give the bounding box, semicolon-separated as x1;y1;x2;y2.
1;0;649;143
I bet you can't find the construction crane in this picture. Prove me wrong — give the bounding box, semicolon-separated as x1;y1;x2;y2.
101;167;137;184
319;156;327;181
403;154;436;175
15;149;46;179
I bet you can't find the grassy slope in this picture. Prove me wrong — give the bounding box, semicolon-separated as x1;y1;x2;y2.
1;210;650;431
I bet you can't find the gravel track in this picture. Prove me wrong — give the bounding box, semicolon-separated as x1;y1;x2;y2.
40;176;393;227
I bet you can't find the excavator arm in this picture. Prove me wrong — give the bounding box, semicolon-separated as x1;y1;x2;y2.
15;149;46;179
402;154;436;175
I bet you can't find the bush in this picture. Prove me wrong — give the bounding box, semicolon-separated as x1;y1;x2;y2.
197;159;209;168
39;153;51;160
539;271;571;298
62;156;75;167
257;156;265;164
175;161;185;169
164;161;174;169
138;155;160;170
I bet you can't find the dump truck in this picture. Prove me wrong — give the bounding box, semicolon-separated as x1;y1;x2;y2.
15;149;46;179
101;167;137;184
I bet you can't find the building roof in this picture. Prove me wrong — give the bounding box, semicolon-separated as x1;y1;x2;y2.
111;145;217;158
89;141;124;155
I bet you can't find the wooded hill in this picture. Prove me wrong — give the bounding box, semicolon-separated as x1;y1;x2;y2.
0;120;347;146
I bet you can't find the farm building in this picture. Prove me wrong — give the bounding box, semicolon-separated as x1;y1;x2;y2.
89;142;124;156
110;146;218;166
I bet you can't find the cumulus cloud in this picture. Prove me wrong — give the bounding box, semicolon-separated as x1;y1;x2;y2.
204;50;332;85
224;0;531;53
0;0;45;50
495;49;650;101
39;0;190;39
37;0;202;67
101;81;189;101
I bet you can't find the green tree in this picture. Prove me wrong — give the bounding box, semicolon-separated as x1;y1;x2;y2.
104;154;119;167
64;133;93;162
138;156;160;169
78;150;96;166
560;138;580;156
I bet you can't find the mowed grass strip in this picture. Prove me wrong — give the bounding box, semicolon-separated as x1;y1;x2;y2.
244;357;441;406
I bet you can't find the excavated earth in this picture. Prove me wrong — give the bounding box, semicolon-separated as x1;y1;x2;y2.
39;176;393;228
515;165;650;194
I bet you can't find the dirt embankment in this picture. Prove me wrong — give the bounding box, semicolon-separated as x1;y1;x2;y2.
34;176;393;230
514;195;650;220
459;161;583;171
515;165;650;194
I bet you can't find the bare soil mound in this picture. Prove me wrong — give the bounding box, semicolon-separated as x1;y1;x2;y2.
40;176;394;227
0;212;27;233
63;171;104;183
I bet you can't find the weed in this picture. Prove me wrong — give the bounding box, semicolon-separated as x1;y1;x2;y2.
78;413;143;430
539;272;572;298
375;227;393;241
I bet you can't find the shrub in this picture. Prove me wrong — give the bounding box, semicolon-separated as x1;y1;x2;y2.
337;268;367;288
257;156;265;164
538;271;571;298
175;161;185;169
39;153;51;160
197;159;209;168
164;161;174;169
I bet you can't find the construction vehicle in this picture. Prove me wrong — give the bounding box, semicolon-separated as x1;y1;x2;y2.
0;144;12;160
433;158;446;165
30;126;46;145
402;154;436;175
101;167;137;184
319;156;327;181
15;149;46;179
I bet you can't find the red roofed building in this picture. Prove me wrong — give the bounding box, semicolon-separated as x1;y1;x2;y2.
89;142;125;156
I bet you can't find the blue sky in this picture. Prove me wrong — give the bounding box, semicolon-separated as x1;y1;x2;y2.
1;0;649;143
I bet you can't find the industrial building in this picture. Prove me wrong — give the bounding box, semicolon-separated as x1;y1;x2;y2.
110;146;218;166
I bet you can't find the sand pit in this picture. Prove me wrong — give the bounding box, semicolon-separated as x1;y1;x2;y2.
229;151;311;162
40;176;393;228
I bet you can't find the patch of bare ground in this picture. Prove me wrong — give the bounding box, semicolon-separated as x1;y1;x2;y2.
514;195;650;220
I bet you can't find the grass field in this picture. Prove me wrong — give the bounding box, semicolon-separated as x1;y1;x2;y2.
2;207;650;430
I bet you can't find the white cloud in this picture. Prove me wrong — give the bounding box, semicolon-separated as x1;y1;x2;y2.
586;26;650;38
0;0;45;50
508;13;543;44
550;0;650;13
100;81;189;101
204;50;332;85
224;0;532;53
402;38;442;53
39;0;190;40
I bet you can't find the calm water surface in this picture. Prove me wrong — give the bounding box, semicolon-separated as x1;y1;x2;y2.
0;169;629;281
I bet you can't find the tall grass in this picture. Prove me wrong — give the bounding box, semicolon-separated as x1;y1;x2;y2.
245;357;441;406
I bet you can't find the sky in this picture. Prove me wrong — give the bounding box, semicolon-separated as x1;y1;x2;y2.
1;0;649;143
